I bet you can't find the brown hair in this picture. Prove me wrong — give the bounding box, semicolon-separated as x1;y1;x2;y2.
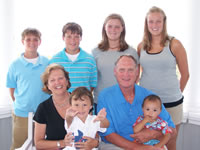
142;6;169;51
21;28;41;40
62;22;82;37
69;87;94;106
98;13;129;51
42;64;71;94
142;94;162;109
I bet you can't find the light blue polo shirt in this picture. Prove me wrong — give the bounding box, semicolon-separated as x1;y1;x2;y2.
49;47;97;92
97;84;175;143
6;53;50;117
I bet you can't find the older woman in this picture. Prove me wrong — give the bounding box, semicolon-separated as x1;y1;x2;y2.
33;64;98;150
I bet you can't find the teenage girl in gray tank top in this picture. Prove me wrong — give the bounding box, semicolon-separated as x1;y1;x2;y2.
92;14;139;105
137;6;189;150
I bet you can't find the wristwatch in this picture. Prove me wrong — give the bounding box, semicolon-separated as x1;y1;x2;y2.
57;141;61;148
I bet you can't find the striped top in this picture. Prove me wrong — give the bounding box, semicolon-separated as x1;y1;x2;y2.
49;48;97;92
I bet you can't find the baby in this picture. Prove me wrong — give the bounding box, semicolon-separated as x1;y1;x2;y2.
133;95;172;150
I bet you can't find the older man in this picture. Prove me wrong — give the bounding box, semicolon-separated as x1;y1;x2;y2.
97;55;176;150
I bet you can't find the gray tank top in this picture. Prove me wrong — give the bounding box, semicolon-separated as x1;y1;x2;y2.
139;41;182;103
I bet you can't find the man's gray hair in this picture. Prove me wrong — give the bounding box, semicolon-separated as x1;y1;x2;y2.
114;54;138;66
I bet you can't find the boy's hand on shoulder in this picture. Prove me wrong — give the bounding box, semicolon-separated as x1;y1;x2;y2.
93;108;107;122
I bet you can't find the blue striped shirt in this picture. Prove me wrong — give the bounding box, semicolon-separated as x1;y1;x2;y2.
49;48;97;92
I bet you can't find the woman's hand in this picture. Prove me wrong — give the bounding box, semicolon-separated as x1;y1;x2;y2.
74;136;98;150
64;132;74;147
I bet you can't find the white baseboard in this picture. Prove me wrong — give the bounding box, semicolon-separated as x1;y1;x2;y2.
0;105;12;119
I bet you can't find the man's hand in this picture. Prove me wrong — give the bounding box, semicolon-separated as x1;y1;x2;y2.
131;128;162;144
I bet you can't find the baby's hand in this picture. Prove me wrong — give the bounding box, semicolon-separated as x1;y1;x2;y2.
93;108;107;122
143;116;154;123
65;107;78;119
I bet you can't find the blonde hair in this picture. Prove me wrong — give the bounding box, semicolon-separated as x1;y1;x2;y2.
142;6;169;51
42;64;71;94
98;13;129;51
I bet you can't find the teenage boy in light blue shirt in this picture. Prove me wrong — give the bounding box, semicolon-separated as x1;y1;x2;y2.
6;28;49;150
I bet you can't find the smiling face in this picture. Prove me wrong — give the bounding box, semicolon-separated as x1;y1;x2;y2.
22;34;41;54
63;30;82;55
147;12;164;37
142;99;161;122
105;19;123;41
47;69;69;96
114;56;138;90
71;95;92;122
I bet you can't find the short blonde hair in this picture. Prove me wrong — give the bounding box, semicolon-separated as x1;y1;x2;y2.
42;64;71;94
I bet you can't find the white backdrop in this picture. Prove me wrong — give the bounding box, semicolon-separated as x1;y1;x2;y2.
1;0;198;117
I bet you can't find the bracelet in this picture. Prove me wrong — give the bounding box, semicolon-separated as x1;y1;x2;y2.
56;141;61;148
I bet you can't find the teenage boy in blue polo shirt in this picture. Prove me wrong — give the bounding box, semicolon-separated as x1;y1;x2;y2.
6;28;50;150
49;22;97;93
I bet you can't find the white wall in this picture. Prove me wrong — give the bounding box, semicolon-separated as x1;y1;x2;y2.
1;0;199;118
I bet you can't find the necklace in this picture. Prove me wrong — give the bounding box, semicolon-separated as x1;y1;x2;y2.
52;97;69;108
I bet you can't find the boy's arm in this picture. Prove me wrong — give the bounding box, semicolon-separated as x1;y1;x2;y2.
65;116;73;128
154;133;171;148
65;107;78;128
100;118;109;128
94;108;109;128
9;88;15;101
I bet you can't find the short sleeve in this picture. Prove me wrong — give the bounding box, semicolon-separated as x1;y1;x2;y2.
95;121;106;133
6;64;17;88
33;102;47;124
133;116;143;127
159;104;175;128
160;120;172;135
97;93;115;136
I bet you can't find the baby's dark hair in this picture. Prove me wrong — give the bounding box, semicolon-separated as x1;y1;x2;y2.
69;87;93;106
142;94;162;109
